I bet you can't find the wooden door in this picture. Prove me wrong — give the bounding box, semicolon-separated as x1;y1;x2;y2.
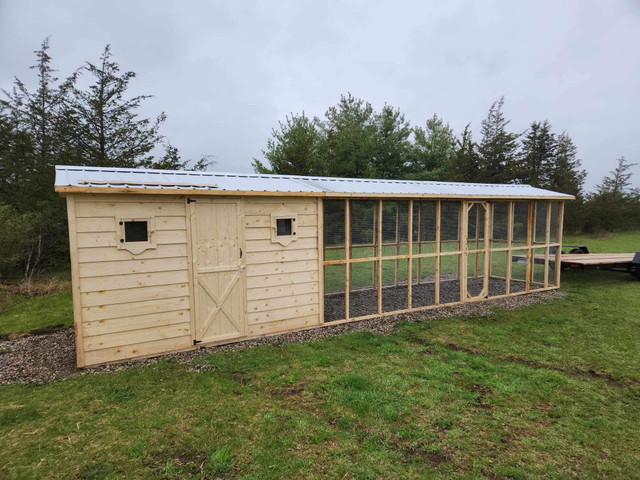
190;199;245;343
462;202;490;300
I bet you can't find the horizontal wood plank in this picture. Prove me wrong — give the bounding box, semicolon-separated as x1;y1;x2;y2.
83;335;192;365
82;296;190;322
245;214;317;228
246;270;318;289
80;269;189;293
77;229;186;248
85;322;191;351
246;315;320;336
244;225;318;240
83;310;190;337
78;244;188;263
76;216;186;233
245;237;317;253
245;248;318;265
76;201;186;218
243;202;317;216
247;293;319;313
79;256;187;278
247;304;318;325
245;259;318;277
81;283;189;308
247;281;319;301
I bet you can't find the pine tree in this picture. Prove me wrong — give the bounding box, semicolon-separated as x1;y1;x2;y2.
66;45;166;167
252;113;324;175
447;124;481;182
597;156;637;196
547;132;585;196
408;114;455;181
370;104;412;179
477;96;520;183
519;120;555;187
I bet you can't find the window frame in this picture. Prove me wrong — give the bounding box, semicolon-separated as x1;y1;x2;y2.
271;208;297;246
116;217;156;254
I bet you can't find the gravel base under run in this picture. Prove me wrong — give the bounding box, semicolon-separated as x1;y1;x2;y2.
325;278;529;321
0;289;564;385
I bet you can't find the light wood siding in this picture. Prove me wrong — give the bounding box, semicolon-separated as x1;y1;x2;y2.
243;198;322;336
70;194;192;366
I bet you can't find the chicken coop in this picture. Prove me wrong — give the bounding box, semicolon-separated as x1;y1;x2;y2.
55;165;572;366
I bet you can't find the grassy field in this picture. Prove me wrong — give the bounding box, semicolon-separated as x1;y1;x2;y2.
0;232;638;478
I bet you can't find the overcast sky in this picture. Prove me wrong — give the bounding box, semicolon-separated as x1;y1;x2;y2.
1;0;639;191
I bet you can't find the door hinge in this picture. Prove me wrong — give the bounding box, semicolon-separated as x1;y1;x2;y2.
239;248;243;258
187;198;196;204
193;339;202;345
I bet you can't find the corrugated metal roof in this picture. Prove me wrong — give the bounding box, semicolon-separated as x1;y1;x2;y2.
54;165;573;199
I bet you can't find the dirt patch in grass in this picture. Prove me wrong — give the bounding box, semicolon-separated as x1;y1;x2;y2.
0;323;68;342
0;290;565;385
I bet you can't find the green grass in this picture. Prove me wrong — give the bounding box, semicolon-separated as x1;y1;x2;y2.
0;292;73;335
0;232;639;478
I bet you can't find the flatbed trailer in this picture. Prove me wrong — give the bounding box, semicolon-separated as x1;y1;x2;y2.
512;251;640;280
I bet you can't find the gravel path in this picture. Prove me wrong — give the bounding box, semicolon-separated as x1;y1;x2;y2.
0;290;564;385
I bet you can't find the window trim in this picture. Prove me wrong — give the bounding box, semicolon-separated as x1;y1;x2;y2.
116;217;156;254
271;208;297;246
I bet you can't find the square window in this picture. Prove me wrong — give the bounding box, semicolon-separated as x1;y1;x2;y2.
277;218;293;236
124;221;148;242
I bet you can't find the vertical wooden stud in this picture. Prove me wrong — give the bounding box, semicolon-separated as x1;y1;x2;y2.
482;203;490;297
377;199;383;315
554;201;565;287
506;201;513;295
525;201;533;292
395;201;400;286
345;199;351;320
317;198;325;325
544;200;551;288
435;200;441;305
407;200;413;309
460;202;469;301
66;195;85;367
416;201;422;284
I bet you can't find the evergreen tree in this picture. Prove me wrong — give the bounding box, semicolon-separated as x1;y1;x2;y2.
66;45;166;168
477;96;520;183
408;114;455;181
547;132;585;196
317;93;376;178
252;113;324;175
370;104;412;179
597;156;637;196
519;120;555;187
447;124;481;182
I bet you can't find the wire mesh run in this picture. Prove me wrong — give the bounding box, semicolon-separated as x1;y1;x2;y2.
323;198;562;323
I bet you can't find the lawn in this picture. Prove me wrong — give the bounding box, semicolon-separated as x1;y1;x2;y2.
0;231;638;479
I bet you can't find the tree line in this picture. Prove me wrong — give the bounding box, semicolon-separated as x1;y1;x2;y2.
253;93;639;235
0;39;210;279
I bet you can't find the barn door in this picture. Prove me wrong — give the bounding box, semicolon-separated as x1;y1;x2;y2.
462;202;490;300
190;199;245;344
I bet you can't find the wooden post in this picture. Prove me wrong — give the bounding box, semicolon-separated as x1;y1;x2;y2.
525;201;533;292
483;203;490;297
372;204;377;289
377;199;383;314
66;195;85;367
407;200;413;309
317;198;325;324
554;201;565;287
506;201;513;295
345;199;351;320
460;202;469;301
435;201;441;305
544;200;551;288
416;201;422;284
395;201;400;286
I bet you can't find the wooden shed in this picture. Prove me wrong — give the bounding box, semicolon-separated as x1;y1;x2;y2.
55;165;573;367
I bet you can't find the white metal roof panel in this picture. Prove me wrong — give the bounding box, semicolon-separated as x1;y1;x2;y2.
54;165;573;199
